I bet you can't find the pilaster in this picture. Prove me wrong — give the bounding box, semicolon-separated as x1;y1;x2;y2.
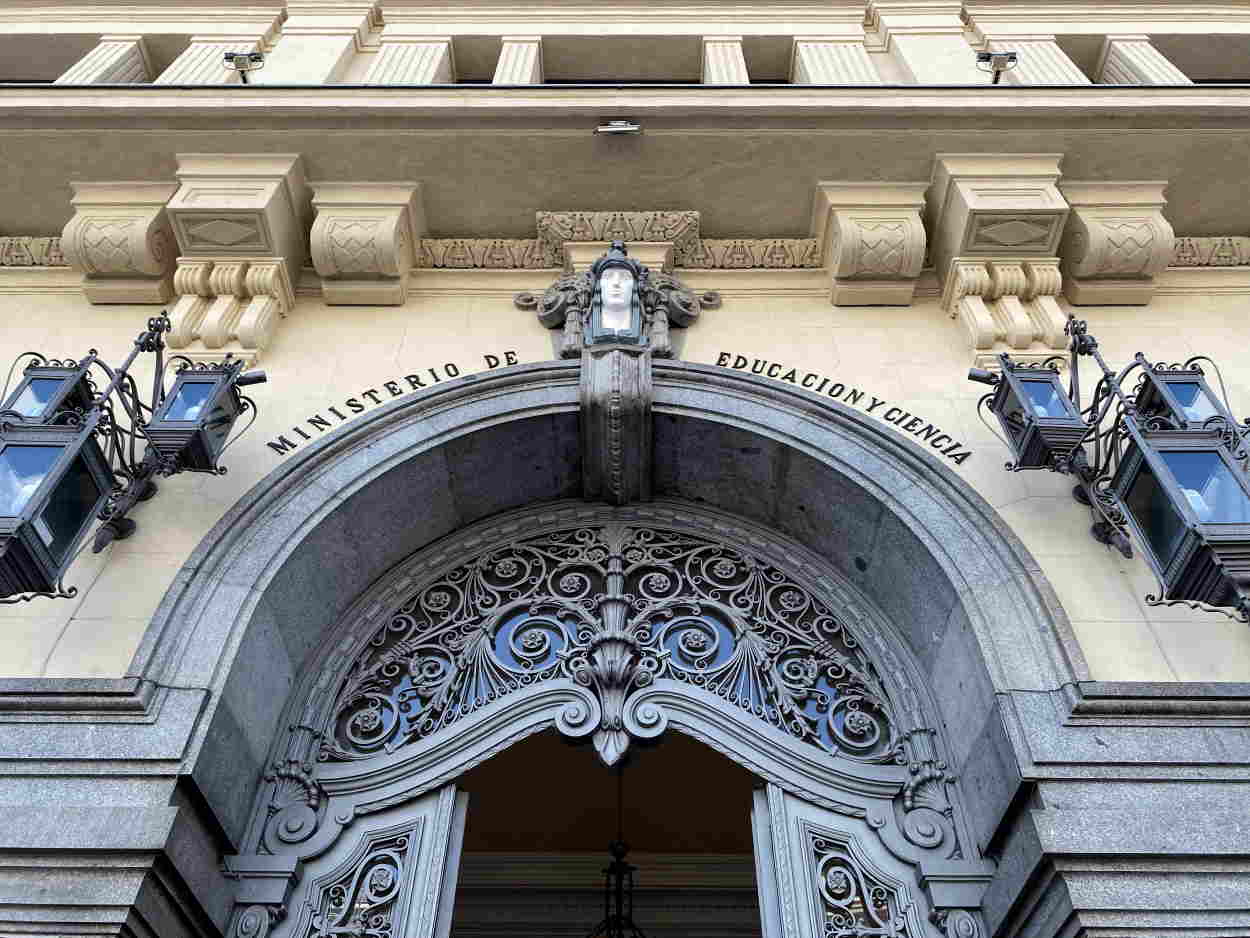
493;36;543;84
928;154;1070;366
54;35;152;84
60;182;178;304
986;37;1089;85
164;154;309;361
702;36;750;83
811;181;927;306
1057;181;1174;305
310;182;424;305
1096;35;1191;85
251;1;381;85
864;1;983;84
790;37;880;84
364;35;454;83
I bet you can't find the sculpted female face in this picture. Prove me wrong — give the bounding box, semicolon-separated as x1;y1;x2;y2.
599;266;635;330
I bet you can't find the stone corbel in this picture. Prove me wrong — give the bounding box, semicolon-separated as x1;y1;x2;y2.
811;181;928;305
1058;181;1174;305
943;258;1067;368
164;154;309;360
60;182;178;304
167;257;294;363
310;183;424;305
928;154;1071;365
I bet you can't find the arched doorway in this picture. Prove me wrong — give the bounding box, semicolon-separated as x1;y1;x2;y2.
139;360;1075;938
228;504;990;938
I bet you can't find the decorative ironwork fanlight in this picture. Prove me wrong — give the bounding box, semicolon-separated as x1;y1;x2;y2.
0;314;267;602
969;317;1250;622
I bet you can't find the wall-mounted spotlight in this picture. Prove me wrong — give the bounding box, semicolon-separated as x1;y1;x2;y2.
594;119;642;136
976;50;1018;84
224;51;265;84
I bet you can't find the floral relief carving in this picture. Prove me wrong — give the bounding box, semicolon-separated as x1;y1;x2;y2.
811;830;913;937
1171;236;1250;266
321;523;900;768
304;828;415;938
0;236;65;266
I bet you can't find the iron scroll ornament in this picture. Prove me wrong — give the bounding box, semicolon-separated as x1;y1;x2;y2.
322;523;900;768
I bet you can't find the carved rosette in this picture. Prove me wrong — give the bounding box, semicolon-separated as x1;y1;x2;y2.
60;182;178;303
1058;181;1174;305
310;183;424;305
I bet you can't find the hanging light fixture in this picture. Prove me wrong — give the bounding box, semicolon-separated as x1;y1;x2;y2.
969;316;1250;622
0;314;267;602
587;769;647;938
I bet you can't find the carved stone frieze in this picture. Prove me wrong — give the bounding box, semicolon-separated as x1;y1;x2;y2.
1058;181;1175;305
1172;236;1250;266
310;183;424;305
812;182;928;305
536;211;702;263
0;236;65;266
60;182;178;304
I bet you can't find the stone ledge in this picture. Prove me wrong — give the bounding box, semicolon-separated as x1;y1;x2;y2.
0;677;154;714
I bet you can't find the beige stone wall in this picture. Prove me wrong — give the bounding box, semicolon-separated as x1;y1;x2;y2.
2;272;1249;682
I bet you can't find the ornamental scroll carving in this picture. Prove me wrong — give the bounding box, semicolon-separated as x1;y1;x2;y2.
321;522;900;769
60;182;178;304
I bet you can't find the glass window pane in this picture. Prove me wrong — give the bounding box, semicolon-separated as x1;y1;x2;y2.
1169;381;1220;423
1019;379;1071;418
38;453;102;563
0;444;60;515
8;377;65;418
163;381;216;421
1160;450;1250;523
201;400;234;458
1126;460;1187;565
999;385;1028;443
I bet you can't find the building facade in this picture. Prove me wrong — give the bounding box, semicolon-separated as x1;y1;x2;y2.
1;2;1249;936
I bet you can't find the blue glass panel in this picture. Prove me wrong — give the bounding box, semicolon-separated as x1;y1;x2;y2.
163;380;216;421
1126;460;1186;564
7;377;65;417
1018;378;1071;418
0;444;60;516
1169;381;1220;423
39;453;101;562
1161;450;1250;523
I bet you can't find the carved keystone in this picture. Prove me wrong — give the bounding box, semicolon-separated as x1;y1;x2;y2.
811;181;928;306
60;182;178;304
1058;181;1174;306
310;182;425;305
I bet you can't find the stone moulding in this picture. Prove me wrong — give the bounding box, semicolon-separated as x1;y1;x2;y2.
0;236;65;267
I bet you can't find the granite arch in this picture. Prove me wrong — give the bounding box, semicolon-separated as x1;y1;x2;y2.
137;358;1078;923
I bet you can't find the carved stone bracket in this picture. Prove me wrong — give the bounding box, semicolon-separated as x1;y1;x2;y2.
164;154;309;360
942;258;1067;368
60;182;178;304
1058;181;1175;305
167;257;295;364
812;181;928;306
310;182;425;305
581;344;653;506
222;854;301;938
929;155;1071;366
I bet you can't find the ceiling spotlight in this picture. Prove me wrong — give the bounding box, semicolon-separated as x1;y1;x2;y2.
594;119;642;136
223;51;265;84
976;50;1018;84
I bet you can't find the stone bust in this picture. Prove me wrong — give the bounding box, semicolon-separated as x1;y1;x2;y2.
587;241;645;345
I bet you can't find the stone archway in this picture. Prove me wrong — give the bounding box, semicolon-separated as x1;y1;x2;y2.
136;360;1076;936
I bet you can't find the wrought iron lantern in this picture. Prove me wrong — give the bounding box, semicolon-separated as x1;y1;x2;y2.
970;317;1250;622
0;415;112;596
0;314;267;602
969;359;1086;469
147;361;265;472
1;357;95;422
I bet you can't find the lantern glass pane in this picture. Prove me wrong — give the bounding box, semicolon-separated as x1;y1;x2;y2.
999;384;1028;444
1169;381;1220;424
8;377;65;418
164;380;216;421
202;399;234;458
1125;460;1186;565
0;444;60;515
1018;378;1070;418
1160;450;1250;523
38;453;102;563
